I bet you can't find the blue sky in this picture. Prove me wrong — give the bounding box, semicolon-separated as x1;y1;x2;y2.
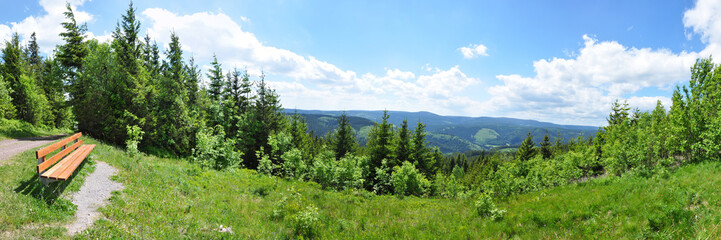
0;0;718;126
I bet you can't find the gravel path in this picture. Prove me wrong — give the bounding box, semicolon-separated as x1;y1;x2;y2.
66;161;124;235
0;135;67;164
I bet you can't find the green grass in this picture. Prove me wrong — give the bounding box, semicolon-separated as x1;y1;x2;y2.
3;136;721;238
0;118;72;140
473;128;500;145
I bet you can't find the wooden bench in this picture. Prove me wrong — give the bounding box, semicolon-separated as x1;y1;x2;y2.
36;132;96;185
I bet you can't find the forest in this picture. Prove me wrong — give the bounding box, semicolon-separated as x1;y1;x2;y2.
2;2;721;238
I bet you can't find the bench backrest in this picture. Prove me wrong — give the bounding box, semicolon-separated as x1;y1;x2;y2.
36;132;83;173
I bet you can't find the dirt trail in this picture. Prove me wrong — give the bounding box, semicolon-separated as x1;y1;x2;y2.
0;135;67;163
66;161;124;235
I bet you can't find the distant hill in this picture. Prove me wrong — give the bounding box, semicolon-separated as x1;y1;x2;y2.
284;109;598;153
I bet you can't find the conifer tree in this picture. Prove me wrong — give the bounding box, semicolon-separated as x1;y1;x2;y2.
607;99;630;127
394;119;411;167
57;3;87;79
112;1;140;75
333;112;356;159
411;121;433;177
206;54;224;101
25;32;42;70
0;75;15;119
539;133;552;159
367;110;394;188
142;34;160;77
517;132;536;162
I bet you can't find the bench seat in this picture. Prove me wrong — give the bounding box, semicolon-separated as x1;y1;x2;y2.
40;144;96;180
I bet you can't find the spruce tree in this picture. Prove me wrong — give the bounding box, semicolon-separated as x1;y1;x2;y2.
394;119;411;167
517;132;536;162
367;110;394;189
57;3;88;78
540;133;552;159
333;112;356;159
112;1;140;75
411;121;432;177
206;54;224;101
25;32;42;70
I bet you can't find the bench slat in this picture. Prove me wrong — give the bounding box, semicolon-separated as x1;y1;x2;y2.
36;133;82;159
37;140;83;174
50;144;95;180
40;145;86;179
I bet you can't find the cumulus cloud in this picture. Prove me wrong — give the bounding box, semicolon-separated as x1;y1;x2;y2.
142;8;482;116
485;35;697;125
459;43;489;58
0;0;102;53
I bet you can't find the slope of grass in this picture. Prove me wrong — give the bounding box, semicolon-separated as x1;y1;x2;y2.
0;118;72;140
3;136;721;238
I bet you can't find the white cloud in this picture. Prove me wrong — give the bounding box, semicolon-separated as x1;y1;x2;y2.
684;0;721;58
142;8;482;116
0;0;98;54
459;43;489;59
485;35;698;125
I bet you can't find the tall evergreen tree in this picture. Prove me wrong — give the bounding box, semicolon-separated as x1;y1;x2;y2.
1;33;25;113
517;132;536;162
186;56;200;106
25;32;42;70
0;75;15;119
112;1;141;75
539;133;552;159
142;34;160;77
394;119;411;167
366;110;394;189
333;112;356;159
57;3;88;78
206;54;224;101
410;121;432;177
607;99;630;127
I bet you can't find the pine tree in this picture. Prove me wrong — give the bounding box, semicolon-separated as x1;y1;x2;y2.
57;3;88;78
333;112;356;159
607;99;630;127
25;32;42;70
112;1;140;74
2;33;26;113
367;110;394;189
142;34;160;77
206;54;224;101
411;121;432;177
394;119;411;167
186;56;200;106
539;133;552;159
517;132;536;162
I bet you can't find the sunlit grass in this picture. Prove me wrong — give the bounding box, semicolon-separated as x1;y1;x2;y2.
3;136;721;238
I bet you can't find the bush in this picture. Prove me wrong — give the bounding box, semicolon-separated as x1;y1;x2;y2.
125;124;144;157
373;159;392;195
0;75;15;119
311;150;336;189
432;173;464;198
282;148;308;180
191;126;243;170
391;161;430;196
334;154;367;191
475;193;505;221
292;205;321;239
257;147;277;176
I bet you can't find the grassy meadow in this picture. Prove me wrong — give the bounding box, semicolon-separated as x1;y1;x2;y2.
1;135;721;239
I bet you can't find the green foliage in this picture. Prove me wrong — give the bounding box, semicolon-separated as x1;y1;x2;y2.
311;150;336;189
125;125;144;157
206;54;224;101
391;161;430;196
292;205;321;239
517;132;536;162
0;75;15;119
539;134;552;159
282;148;308;180
373;159;392;194
474;193;505;221
57;3;88;79
394;119;412;166
432;173;465;198
334;154;367;191
333;112;356;159
192;126;242;170
367;111;394;189
17;74;50;125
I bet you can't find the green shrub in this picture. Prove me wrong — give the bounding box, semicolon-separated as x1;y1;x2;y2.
432;173;464;198
257;147;277;176
373;159;392;194
311;150;336;189
391;161;430;196
125;124;144;157
0;75;15;119
292;205;321;239
475;193;505;221
191;126;243;170
282;148;308;180
334;154;367;191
